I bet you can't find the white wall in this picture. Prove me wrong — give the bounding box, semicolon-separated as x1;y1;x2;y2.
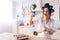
0;0;13;33
0;22;12;33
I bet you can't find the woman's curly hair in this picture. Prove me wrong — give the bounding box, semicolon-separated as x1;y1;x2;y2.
42;3;55;14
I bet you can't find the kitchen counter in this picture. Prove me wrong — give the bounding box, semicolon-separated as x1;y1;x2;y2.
16;35;58;40
27;36;58;40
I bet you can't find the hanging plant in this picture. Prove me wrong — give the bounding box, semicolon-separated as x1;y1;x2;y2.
30;4;37;14
32;4;37;10
30;4;37;12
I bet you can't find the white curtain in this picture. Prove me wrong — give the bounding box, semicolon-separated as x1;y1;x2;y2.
0;0;13;33
0;0;12;22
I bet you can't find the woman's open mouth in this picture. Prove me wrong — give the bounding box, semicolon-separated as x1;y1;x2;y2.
45;14;47;16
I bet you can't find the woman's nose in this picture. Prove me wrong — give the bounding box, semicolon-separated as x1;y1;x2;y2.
44;11;47;14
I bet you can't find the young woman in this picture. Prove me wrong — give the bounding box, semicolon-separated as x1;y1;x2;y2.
30;3;56;38
42;3;56;38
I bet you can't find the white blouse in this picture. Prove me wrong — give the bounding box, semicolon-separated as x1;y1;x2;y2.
32;16;56;38
42;19;56;38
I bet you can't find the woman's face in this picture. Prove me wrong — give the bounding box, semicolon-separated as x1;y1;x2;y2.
43;8;51;19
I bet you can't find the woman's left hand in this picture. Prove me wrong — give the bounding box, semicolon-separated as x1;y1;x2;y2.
43;26;54;35
47;29;54;35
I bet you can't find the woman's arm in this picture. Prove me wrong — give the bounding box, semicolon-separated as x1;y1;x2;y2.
43;26;54;35
30;14;34;26
30;17;33;26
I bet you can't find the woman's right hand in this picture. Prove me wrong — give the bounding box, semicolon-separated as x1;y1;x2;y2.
31;14;35;17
